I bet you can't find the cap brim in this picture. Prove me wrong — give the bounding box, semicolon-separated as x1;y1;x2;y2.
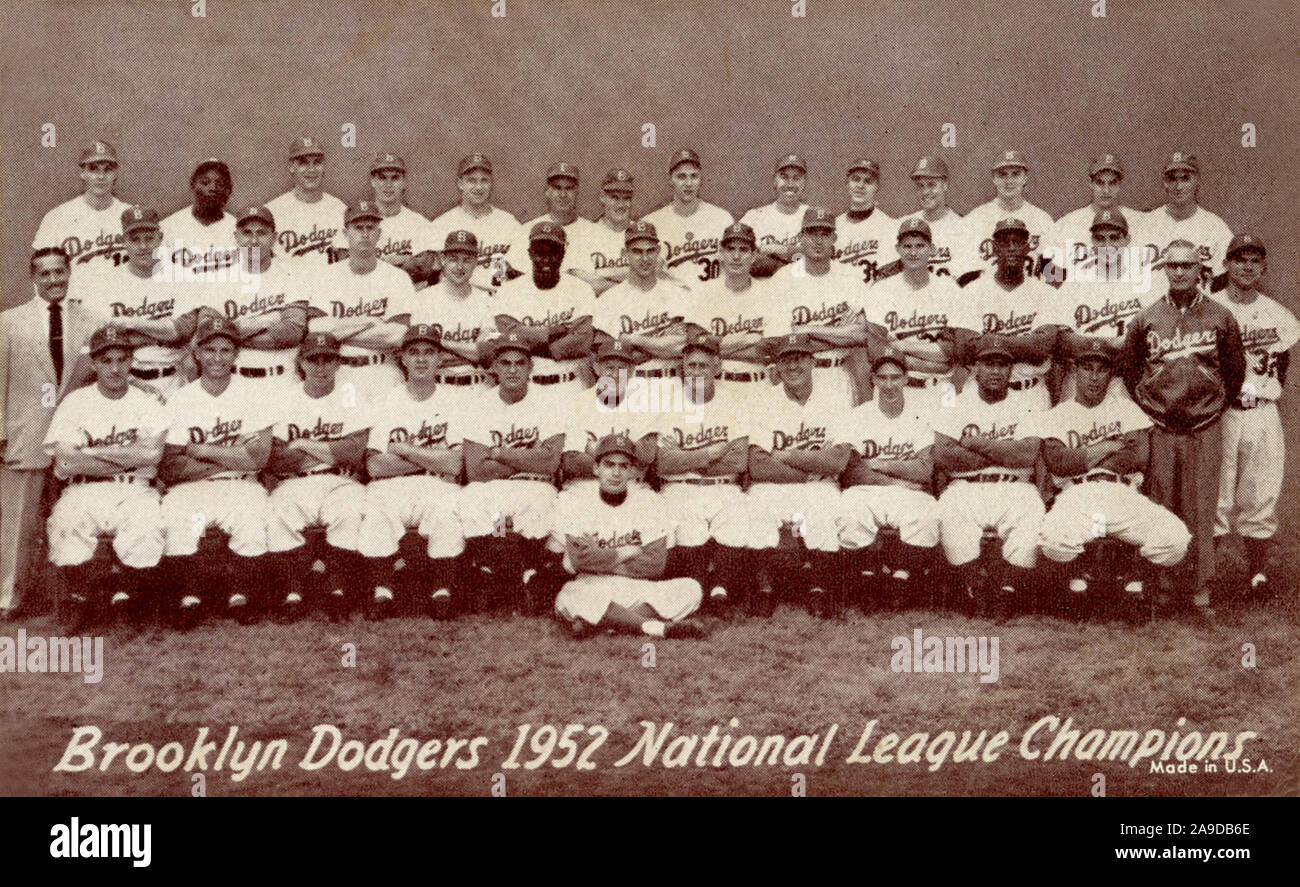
976;351;1014;362
90;343;135;358
720;236;755;247
802;224;835;233
122;222;160;234
625;235;658;246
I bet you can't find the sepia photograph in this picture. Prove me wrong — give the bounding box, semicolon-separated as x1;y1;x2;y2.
0;0;1296;819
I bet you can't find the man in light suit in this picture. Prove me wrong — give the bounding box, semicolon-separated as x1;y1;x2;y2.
1;247;99;617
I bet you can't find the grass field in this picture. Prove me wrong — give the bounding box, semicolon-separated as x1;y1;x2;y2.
2;544;1296;797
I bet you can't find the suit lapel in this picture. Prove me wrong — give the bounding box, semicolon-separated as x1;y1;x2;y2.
22;298;58;390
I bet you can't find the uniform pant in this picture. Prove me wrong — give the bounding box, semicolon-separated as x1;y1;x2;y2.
659;482;750;547
1216;403;1283;539
160;478;271;557
358;475;465;559
0;467;46;610
937;479;1043;568
1145;422;1221;596
744;481;841;552
555;573;702;625
838;485;941;549
1039;481;1190;566
267;474;365;553
47;481;165;568
459;480;557;540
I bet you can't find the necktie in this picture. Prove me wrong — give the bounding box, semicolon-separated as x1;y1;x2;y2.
48;299;64;383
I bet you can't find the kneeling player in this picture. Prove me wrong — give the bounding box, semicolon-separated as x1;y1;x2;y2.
551;434;705;639
44;326;167;624
1038;337;1190;597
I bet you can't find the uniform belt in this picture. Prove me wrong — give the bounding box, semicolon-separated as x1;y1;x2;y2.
436;372;483;385
1069;470;1130;487
237;365;287;378
1232;399;1273;411
302;465;358;479
1008;376;1041;391
68;474;147;485
634;368;677;378
508;472;553;483
665;476;739;486
130;366;177;380
339;354;386;367
814;356;848;368
532;371;576;385
422;470;461;483
723;370;765;382
964;473;1023;483
906;377;929;389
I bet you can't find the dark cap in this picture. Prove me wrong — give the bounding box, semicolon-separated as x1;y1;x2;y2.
1089;153;1124;178
775;153;807;174
80;140;118;166
624;219;658;245
897;217;932;242
1226;233;1266;260
195;315;240;348
529;220;567;245
443;230;479;254
973;333;1015;363
457;153;492;176
121;206;160;234
344;200;383;226
594;338;636;363
776;332;815;359
720;221;757;247
1067;334;1118;366
546;161;579;183
682;330;721;356
299;331;340;359
992;217;1030;238
402;323;443;349
801;207;836;232
593;433;638;463
847;158;880;178
89;325;135;358
992;149;1028;172
192;157;230;181
871;347;908;374
370;152;406;174
1090;209;1129;235
669;149;701;172
289;136;324;160
1163;151;1198;175
236;205;276;229
911;155;949;179
488;331;532;361
602;168;634;192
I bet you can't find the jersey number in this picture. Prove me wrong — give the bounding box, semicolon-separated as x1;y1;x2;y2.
698;258;720;282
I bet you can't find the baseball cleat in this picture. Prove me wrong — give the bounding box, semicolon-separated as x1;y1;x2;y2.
567;618;595;639
177;595;202;631
110;592;131;606
890;569;910;583
709;586;728;600
430;588;453;620
1248;573;1269;595
1068;578;1089;593
664;618;709;640
365;587;395;621
1123;579;1144;595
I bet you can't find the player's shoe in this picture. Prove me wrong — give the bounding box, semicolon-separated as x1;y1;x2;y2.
1247;572;1269;597
274;591;303;624
365;587;395;622
325;588;348;623
429;588;453;620
177;595;202;632
1068;577;1089;593
664;618;709;640
566;618;596;639
228;592;257;625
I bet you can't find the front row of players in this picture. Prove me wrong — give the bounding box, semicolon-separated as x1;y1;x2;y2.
48;312;1199;635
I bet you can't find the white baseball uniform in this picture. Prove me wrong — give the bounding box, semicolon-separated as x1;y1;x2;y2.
357;384;467;560
265;190;347;266
159;208;238;277
896;210;981;280
593;278;692;377
346;206;437;266
43;384;167;568
202;258;311;383
643;201;734;287
769;261;871;402
952;274;1057;410
1045;204;1143;271
160;375;274;557
493;273;598;388
654;383;752;547
562;389;660;489
1037;390;1190;566
1138;205;1234;285
550;482;701;625
459;386;566;540
932;386;1044;568
837;399;940;550
738;202;808;256
265;383;371;554
865;271;966;400
1212;291;1299;540
679;276;773;393
835;206;898;285
567;217;629;278
413;279;499;386
427;204;521;270
33;195;131;270
505;215;602;274
962;198;1056;276
307;259;419;396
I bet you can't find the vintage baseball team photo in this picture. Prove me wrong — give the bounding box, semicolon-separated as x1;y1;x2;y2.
1;0;1296;802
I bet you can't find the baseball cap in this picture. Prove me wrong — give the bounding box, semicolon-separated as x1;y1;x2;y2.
1163;151;1199;175
594;338;636;363
192;157;230;181
897;217;932;242
195;315;240;348
682;330;721;356
911;155;949;179
776;332;815;359
235;205;276;229
625;219;658;246
1068;334;1118;366
370;152;406;174
1226;233;1266;260
89;325;134;358
593;433;638;464
121;206;160;234
299;332;341;359
443;230;479;254
992;217;1029;238
801;207;836;232
344;200;383;226
720;222;757;247
488;332;532;362
669;149;701;172
457;153;492;176
992;150;1029;172
775;153;807;174
79;140;118;166
547;162;579;183
1089;209;1129;235
402;323;443;349
1089;153;1124;178
602;168;634;192
529;220;567;246
871;348;908;374
847;158;881;178
973;334;1015;363
289;136;324;160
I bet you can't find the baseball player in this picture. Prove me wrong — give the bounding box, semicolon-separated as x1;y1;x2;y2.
837;350;941;599
357;324;468;619
951;218;1061;410
962;151;1055;278
307;200;419;399
493;221;598;390
360;152;441;281
427;153;520;274
264;136;347;266
1120;240;1245;620
200;205;310;387
504;162;600;276
1138;152;1234;289
893;155;980;282
654;332;753;611
550;433;706;639
42;325;167;623
1212;234;1297;597
32;140;130;270
743;333;853;617
565;168;635;295
738;153;811;273
157;316;273;628
460;333;566;612
560;339;659;491
417;230;499;387
160;158;238;277
263;332;371;621
1045;154;1141;276
863;218;969;408
644;149;734;286
1038;335;1190;597
834;158;897;285
932;334;1045;606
